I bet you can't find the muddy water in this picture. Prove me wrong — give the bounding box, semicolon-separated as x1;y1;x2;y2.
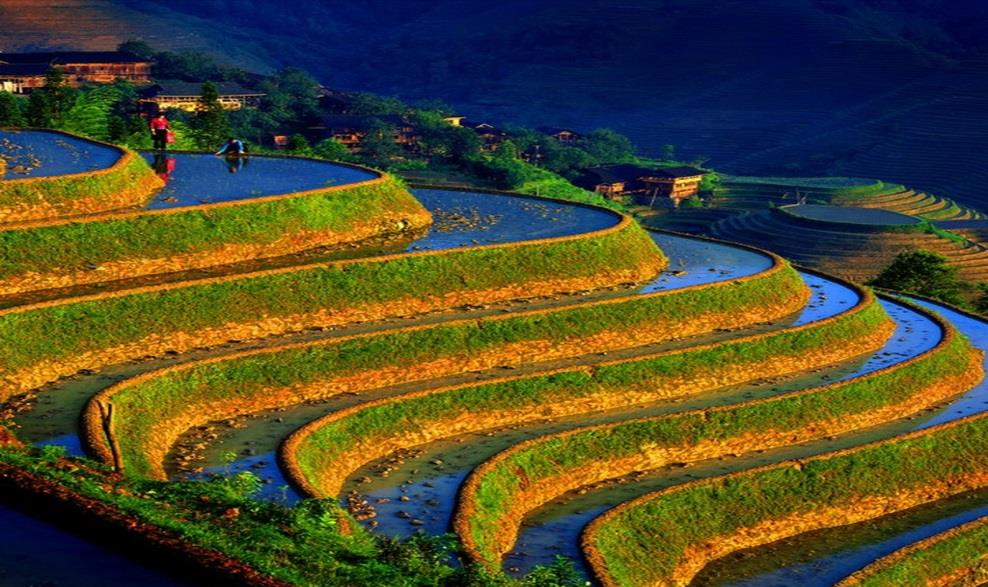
0;129;121;178
694;299;988;586
0;504;185;586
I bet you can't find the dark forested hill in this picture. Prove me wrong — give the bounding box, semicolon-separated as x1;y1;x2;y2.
3;0;988;209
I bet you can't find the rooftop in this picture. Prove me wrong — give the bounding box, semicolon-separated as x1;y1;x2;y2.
0;63;49;77
0;51;149;65
582;164;706;185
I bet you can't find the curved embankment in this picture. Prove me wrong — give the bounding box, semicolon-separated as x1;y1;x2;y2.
836;514;988;587
281;283;895;499
581;405;988;587
0;129;163;224
82;250;807;478
0;163;431;296
454;300;982;567
0;211;662;401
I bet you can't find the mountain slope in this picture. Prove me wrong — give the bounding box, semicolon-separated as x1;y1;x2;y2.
2;0;988;210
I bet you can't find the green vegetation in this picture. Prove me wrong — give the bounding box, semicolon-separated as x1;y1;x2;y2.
94;264;804;477
724;176;905;198
0;444;584;586
0;219;659;397
0;147;160;219
842;516;988;586
289;297;889;497
0;174;419;281
587;412;988;586
459;317;975;565
869;249;967;306
191;81;233;149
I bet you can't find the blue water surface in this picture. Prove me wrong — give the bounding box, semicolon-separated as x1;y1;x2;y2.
0;129;121;178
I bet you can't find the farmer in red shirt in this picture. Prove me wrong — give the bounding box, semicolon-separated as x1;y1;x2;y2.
150;113;170;151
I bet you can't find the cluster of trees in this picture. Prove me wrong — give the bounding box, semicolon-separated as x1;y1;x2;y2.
869;249;988;314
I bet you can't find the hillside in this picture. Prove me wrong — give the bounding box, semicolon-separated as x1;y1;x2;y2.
2;0;988;210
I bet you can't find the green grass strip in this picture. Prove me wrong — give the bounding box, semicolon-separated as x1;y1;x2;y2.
586;411;988;587
0;146;157;216
0;218;661;397
460;319;974;565
839;515;988;586
99;264;804;477
289;298;889;497
0;175;423;278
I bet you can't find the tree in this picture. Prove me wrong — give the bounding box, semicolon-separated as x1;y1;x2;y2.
287;134;310;153
975;283;988;316
192;81;231;149
661;144;676;161
40;67;75;121
25;91;52;127
361;121;402;162
117;39;155;59
580;128;635;164
0;92;25;126
313;139;353;161
868;249;965;305
59;87;119;140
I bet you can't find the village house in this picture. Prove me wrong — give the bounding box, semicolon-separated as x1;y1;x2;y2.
318;90;357;115
139;81;266;112
577;164;707;204
466;121;508;152
537;126;582;143
0;51;151;93
312;115;418;151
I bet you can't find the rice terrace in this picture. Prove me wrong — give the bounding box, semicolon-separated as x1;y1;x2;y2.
2;2;988;586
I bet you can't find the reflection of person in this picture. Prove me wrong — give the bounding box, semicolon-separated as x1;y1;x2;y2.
150;113;170;151
215;138;247;156
151;152;176;182
225;154;248;174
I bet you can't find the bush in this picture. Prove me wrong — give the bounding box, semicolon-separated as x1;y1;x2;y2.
868;249;965;305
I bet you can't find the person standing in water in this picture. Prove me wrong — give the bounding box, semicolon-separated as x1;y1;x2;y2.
150;113;170;151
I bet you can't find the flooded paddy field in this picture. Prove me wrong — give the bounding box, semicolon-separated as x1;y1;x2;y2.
0;129;122;178
141;152;376;208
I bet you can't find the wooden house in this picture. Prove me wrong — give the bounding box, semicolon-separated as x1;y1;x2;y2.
0;51;151;93
139;81;266;112
319;90;357;114
577;164;706;204
538;126;582;143
313;115;418;151
469;122;509;152
0;63;47;93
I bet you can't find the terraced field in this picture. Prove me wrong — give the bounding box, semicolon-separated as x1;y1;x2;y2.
1;130;987;586
646;176;984;239
710;205;988;284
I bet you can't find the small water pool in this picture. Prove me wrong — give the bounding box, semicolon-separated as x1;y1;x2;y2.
0;129;122;178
